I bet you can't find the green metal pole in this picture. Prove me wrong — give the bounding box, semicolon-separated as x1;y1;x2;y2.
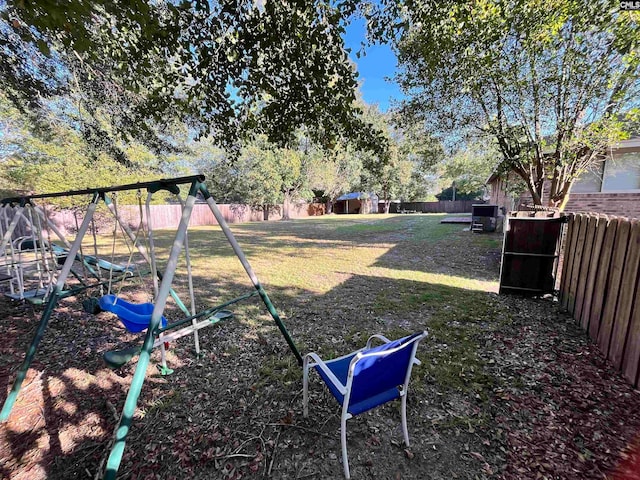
103;181;198;480
1;193;100;421
0;289;59;420
255;284;303;366
199;184;303;365
157;290;258;333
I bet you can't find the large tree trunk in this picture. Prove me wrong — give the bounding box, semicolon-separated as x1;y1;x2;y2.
326;198;334;214
383;187;390;214
549;176;573;210
556;194;571;211
515;167;544;207
282;191;291;220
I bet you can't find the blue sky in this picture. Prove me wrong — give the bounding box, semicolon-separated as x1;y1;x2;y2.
343;18;403;112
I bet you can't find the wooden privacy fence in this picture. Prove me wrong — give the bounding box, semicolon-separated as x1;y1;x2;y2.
560;213;640;387
30;202;323;236
387;200;478;214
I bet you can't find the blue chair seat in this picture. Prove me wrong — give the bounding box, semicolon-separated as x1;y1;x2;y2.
99;294;167;333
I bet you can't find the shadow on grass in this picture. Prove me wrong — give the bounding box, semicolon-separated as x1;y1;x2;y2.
369;217;502;283
0;259;507;480
2;213;639;480
176;214;462;259
0;295;146;480
0;213;505;479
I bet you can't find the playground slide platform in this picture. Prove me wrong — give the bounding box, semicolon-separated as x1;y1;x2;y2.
5;288;51;305
49;244;135;273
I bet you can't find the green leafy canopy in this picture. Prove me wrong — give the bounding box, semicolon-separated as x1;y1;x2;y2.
0;0;385;165
360;0;640;208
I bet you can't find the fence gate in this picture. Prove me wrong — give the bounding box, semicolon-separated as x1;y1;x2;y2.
499;215;566;295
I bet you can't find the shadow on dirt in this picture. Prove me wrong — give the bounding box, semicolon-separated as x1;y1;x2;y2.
2;215;638;480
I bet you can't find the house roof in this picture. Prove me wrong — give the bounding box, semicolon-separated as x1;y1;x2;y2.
336;192;376;201
487;171;501;185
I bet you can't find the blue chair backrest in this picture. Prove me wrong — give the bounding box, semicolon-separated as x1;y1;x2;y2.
348;332;423;406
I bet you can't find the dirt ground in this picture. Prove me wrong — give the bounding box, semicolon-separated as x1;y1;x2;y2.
1;214;640;480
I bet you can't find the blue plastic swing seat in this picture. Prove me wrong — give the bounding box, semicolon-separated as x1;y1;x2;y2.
99;294;167;333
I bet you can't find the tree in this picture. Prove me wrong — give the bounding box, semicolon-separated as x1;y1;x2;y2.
393;120;444;201
1;0;383;163
278;146;311;220
306;142;363;213
435;186;483;202
0;94;168;205
358;104;444;212
202;136;313;218
439;138;500;198
360;145;408;213
363;0;640;209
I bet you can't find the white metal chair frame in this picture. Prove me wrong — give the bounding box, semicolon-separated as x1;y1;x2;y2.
2;207;60;300
303;331;427;479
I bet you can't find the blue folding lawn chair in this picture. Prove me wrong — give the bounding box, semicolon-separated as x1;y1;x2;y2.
303;331;427;478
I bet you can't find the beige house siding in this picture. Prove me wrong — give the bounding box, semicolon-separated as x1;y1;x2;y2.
488;175;518;213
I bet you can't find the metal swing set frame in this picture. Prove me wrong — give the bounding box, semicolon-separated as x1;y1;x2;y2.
0;191;141;304
0;196;77;302
0;175;302;480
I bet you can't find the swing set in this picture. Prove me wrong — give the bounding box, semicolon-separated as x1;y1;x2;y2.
0;198;74;302
0;175;302;480
0;196;136;305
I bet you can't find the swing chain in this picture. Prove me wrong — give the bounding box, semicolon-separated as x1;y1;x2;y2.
135;189;153;304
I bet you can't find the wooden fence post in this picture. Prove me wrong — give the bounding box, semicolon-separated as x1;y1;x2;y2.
559;214;577;309
574;216;598;326
580;217;608;333
609;220;640;370
622;280;640;387
567;215;588;314
588;218;619;341
597;220;631;356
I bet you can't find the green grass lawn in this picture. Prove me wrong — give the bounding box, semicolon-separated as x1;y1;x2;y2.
90;213;504;394
143;214;504;391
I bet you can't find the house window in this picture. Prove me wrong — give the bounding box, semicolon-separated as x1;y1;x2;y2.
602;152;640;191
572;162;604;193
572;152;640;193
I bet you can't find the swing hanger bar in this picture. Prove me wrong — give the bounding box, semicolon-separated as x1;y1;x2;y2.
1;175;205;205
